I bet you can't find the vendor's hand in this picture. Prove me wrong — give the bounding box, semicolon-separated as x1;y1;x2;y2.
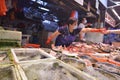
90;28;106;33
46;39;51;45
105;30;113;34
99;28;108;34
86;23;92;26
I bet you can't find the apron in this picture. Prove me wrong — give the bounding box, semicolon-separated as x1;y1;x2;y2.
55;26;76;47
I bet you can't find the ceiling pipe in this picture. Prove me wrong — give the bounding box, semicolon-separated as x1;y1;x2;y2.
107;0;120;8
84;2;96;12
107;0;120;21
109;0;120;4
111;8;120;20
107;4;120;8
115;22;120;27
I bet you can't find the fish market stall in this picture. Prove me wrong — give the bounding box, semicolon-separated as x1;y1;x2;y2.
0;38;120;80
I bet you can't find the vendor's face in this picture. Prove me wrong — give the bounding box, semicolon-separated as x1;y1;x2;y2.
70;21;77;29
83;18;87;24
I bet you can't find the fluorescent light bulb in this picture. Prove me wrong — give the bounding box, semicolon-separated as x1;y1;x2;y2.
31;0;36;2
38;7;49;11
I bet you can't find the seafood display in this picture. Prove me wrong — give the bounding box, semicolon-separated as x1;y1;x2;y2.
0;41;119;80
84;65;120;80
50;42;120;63
95;68;120;80
41;42;120;79
61;58;86;70
56;56;120;80
114;56;120;62
94;62;120;75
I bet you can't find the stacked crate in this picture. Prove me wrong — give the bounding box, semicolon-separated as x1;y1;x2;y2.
0;30;22;49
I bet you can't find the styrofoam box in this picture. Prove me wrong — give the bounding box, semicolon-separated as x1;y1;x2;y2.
0;30;21;41
17;58;97;80
0;65;20;80
11;48;55;63
0;51;10;65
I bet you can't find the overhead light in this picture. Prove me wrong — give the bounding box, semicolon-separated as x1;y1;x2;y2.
43;20;50;24
54;19;59;22
114;1;120;4
86;12;96;17
38;7;49;11
74;0;84;6
112;8;120;20
41;7;49;11
31;0;35;1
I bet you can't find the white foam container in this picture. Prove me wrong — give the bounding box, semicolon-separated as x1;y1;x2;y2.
0;64;21;80
17;58;98;80
11;48;55;63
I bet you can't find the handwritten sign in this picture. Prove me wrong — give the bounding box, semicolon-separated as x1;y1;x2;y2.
105;12;116;27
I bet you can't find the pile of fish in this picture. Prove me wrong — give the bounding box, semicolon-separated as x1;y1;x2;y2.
45;42;120;79
50;42;120;63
